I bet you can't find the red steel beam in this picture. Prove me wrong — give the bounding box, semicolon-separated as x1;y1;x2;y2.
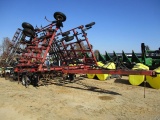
62;69;156;76
38;27;59;71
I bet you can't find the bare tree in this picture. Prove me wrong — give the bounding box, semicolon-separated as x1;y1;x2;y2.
94;49;100;61
0;37;13;66
73;42;86;57
74;42;86;50
0;45;2;55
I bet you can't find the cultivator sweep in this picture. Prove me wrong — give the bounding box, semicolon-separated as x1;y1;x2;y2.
1;12;159;89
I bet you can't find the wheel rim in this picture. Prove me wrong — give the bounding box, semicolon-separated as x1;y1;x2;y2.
22;77;25;85
22;75;31;86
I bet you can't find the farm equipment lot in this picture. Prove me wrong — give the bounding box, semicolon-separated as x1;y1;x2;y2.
0;76;160;120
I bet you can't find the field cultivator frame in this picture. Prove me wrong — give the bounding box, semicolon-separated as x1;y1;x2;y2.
4;12;157;87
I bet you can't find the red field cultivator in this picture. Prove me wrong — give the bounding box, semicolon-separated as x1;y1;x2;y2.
4;12;156;87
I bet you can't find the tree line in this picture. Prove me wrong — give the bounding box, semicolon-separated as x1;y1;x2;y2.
0;37;13;66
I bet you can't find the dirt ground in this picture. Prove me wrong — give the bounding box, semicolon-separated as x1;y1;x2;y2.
0;76;160;120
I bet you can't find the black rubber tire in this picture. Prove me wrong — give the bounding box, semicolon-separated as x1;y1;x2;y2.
5;72;10;80
16;50;21;54
85;22;95;27
22;22;34;30
64;36;74;42
54;12;66;22
23;28;35;37
69;74;76;81
42;43;48;47
49;51;55;55
62;31;70;36
31;75;38;87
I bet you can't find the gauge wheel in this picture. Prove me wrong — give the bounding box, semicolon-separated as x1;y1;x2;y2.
85;22;95;27
62;31;70;36
23;28;35;37
22;22;34;30
65;36;74;42
54;12;66;22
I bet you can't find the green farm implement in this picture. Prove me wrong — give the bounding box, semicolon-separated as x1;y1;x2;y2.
97;43;160;70
92;43;160;89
